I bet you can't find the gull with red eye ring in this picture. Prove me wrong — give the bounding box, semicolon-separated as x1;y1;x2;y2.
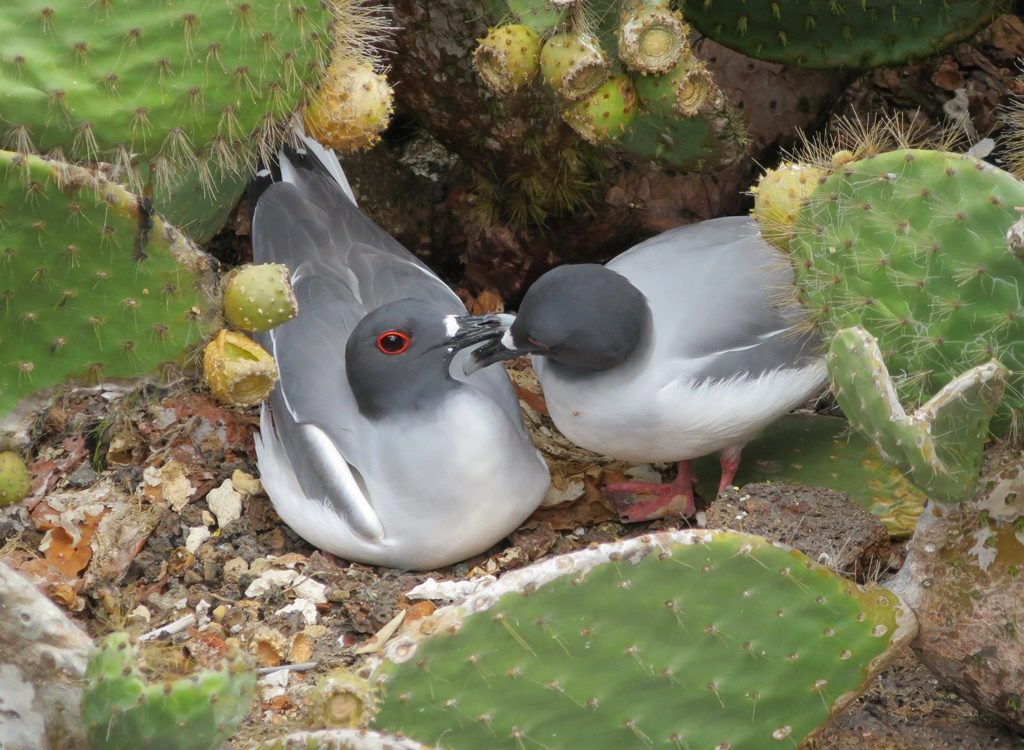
463;218;827;522
249;131;549;570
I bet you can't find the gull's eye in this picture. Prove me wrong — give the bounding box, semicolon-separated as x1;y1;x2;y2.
376;330;411;355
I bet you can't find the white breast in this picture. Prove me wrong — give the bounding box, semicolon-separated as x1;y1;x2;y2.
537;358;827;463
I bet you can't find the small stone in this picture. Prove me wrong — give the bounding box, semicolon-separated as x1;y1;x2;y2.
206;479;242;527
223;557;249;583
231;469;262;495
184;525;211;553
66;462;98;489
212;604;229;622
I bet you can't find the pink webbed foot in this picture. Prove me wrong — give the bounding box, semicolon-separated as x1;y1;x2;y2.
602;461;696;523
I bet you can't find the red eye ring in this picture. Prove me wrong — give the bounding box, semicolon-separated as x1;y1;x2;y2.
376;330;411;355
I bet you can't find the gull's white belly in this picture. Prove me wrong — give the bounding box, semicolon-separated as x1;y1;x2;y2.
538;360;827;463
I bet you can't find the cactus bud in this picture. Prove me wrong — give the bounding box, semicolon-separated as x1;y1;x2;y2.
618;1;690;75
539;32;610;101
563;74;638;144
0;451;31;506
202;330;278;406
303;58;394;153
473;24;543;95
222;263;299;333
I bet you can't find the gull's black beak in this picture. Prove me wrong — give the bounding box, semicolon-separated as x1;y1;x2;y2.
445;313;516;361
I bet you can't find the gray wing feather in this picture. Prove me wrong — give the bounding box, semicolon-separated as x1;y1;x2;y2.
607;216;821;380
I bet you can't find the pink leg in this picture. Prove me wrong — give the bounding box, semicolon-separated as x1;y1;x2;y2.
603;460;696;523
717;445;743;496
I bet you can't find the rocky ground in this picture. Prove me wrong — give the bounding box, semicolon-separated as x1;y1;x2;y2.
1;361;1021;749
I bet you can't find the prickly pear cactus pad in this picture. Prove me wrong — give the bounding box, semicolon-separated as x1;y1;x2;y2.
829;327;1007;504
691;414;927;537
0;151;219;424
81;632;255;750
683;1;1005;69
370;530;915;749
0;0;334;187
788;148;1024;433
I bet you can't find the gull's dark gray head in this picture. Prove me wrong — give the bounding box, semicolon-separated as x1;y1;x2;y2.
467;264;650;375
346;298;509;419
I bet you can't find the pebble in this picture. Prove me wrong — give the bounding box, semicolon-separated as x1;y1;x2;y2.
185;525;211;553
206;479;242;527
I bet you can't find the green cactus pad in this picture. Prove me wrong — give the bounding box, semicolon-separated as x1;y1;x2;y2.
788;148;1024;433
473;24;543;95
683;1;1004;69
0;151;219;424
828;326;1007;503
0;0;334;186
619;105;747;170
692;414;928;537
222;263;298;332
370;530;915;749
81;632;256;750
0;450;31;506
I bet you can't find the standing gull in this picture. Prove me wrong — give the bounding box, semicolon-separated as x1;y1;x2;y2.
467;216;826;521
251;134;549;569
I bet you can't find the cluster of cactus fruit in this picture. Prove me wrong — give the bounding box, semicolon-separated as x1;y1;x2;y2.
81;632;256;750
473;0;748;170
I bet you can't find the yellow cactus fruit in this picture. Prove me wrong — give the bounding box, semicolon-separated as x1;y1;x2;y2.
750;162;825;249
540;32;611;101
0;451;31;506
473;24;543;95
202;330;278;406
618;1;690;75
303;58;394;152
307;669;377;729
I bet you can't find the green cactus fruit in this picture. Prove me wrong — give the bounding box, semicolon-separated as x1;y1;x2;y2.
0;451;32;506
683;1;1004;69
504;0;571;34
81;632;255;750
369;530;915;749
540;31;611;101
691;414;927;537
633;57;722;118
828;326;1007;504
0;0;341;188
473;24;543;95
0;151;219;426
750;161;826;250
222;264;299;333
788;148;1024;433
563;74;637;143
302;57;396;153
307;669;378;729
617;0;690;75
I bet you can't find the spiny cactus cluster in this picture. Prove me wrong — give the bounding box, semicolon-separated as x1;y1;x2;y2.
0;150;220;430
368;530;914;749
81;632;256;750
682;0;1005;69
474;0;748;170
764;147;1024;435
828;327;1007;503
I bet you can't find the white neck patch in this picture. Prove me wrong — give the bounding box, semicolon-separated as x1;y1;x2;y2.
443;315;460;338
501;329;515;350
